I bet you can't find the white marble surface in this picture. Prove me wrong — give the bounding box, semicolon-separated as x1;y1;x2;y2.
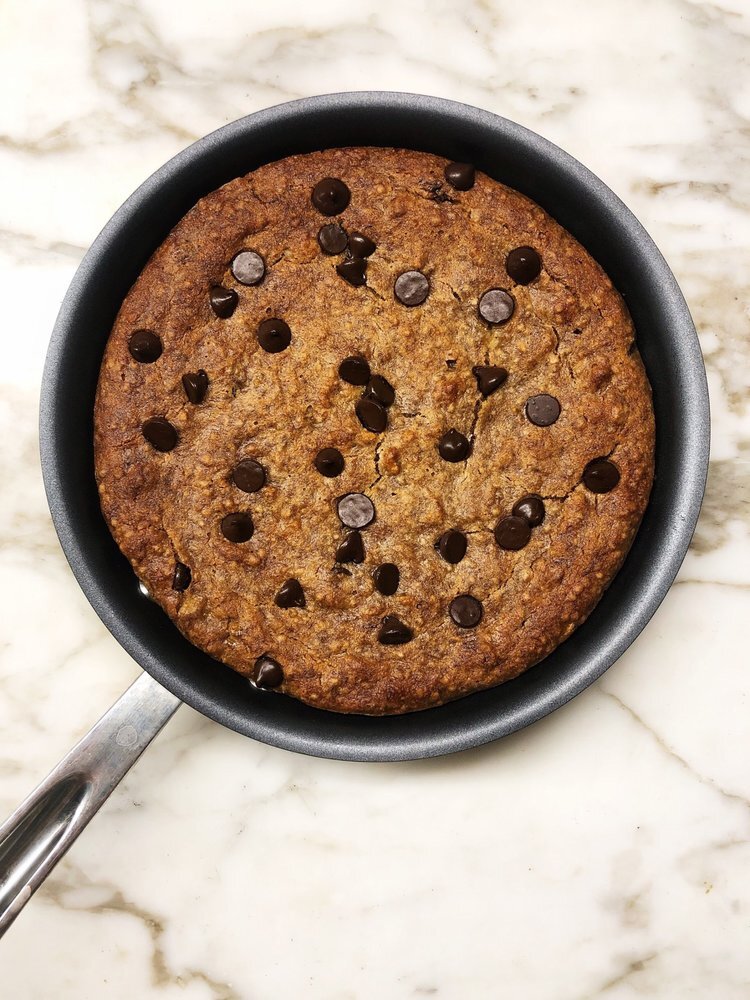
1;0;749;996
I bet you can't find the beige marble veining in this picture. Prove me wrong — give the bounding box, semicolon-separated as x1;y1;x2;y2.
1;0;749;997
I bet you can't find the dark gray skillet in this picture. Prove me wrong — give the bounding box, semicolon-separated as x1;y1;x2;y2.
0;93;709;935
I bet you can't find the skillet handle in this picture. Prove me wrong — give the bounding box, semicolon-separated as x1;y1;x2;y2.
0;671;180;938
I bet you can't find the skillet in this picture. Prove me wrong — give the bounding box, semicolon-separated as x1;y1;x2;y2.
0;92;709;936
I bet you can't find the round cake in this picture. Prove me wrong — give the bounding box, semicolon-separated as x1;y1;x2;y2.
94;147;655;715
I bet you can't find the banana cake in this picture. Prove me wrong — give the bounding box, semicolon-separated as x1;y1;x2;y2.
93;147;655;714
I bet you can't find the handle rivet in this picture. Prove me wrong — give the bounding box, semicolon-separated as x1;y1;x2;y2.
115;725;138;748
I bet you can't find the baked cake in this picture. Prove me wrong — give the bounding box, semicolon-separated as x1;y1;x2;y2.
94;147;654;714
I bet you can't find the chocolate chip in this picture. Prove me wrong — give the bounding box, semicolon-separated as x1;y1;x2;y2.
339;355;371;385
436;530;467;564
314;447;345;478
494;515;531;550
449;594;483;628
364;374;395;408
378;614;413;645
506;246;542;285
312;177;351;216
182;370;208;404
318;223;348;255
221;512;254;543
394;270;430;306
172;562;191;591
373;563;399;595
349;231;376;258
231;251;265;286
512;494;546;527
253;654;283;688
472;365;508;398
142;417;178;452
583;458;620;493
444;162;475;190
257;318;291;353
438;429;470;462
275;578;305;608
209;286;238;318
336;530;365;563
337;493;375;529
478;289;515;325
356;396;388;433
128;330;162;363
231;458;266;493
336;258;367;287
525;394;561;426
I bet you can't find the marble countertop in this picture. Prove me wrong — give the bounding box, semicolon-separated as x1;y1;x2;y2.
1;1;748;997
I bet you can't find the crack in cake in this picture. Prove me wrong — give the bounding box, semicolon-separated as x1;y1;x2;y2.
94;147;655;715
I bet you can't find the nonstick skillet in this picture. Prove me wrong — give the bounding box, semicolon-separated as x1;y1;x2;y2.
0;93;709;936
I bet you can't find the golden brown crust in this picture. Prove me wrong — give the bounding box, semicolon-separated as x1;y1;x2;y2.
94;147;654;714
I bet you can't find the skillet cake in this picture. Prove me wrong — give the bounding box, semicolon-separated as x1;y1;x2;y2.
94;147;654;714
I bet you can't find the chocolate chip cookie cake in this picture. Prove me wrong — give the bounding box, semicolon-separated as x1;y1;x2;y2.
94;147;655;715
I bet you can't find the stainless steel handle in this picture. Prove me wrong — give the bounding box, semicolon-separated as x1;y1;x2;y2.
0;672;181;937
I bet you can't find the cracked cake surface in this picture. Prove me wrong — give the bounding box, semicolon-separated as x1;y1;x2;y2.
94;147;655;715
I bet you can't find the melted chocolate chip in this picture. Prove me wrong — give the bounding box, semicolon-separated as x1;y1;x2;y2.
231;251;265;286
378;614;413;645
478;288;515;325
349;231;376;258
128;330;162;363
336;530;365;564
257;318;291;353
373;563;399;595
182;370;209;404
339;355;371;385
253;654;284;688
172;562;191;591
437;530;467;564
142;417;178;452
318;223;348;255
449;594;483;628
583;458;620;493
312;177;351;216
337;493;375;529
394;270;430;306
231;458;266;493
364;374;395;408
472;365;508;398
336;258;367;287
209;286;238;318
506;246;542;285
525;394;561;427
438;429;471;462
275;578;305;608
512;494;546;527
314;447;345;478
494;515;531;550
444;162;475;190
221;512;254;543
356;396;388;433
